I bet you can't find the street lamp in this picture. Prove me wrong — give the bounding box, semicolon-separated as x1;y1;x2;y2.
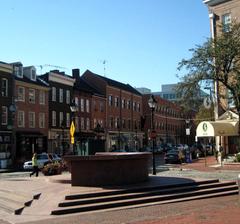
148;95;157;175
70;100;78;155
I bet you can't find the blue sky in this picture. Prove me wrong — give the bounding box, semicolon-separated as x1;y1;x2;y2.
1;0;210;92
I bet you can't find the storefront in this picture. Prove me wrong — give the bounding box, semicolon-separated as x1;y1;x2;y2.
0;131;12;168
196;111;239;155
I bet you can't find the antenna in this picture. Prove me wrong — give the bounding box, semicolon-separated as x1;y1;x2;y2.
100;60;107;76
35;64;68;75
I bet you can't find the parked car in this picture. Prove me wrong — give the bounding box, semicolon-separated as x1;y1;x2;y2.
23;153;61;170
164;149;185;164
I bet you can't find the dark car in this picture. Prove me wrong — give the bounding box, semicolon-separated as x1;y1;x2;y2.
164;150;184;164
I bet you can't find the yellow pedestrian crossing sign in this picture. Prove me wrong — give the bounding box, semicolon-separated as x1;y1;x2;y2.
71;136;74;144
70;121;75;137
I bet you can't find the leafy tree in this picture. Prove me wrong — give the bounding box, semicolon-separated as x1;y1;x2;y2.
194;105;214;127
177;22;240;133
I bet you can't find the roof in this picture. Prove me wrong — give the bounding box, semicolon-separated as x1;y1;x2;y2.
15;75;49;88
203;0;231;6
83;70;142;96
74;77;104;97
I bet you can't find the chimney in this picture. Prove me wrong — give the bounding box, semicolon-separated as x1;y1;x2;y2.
72;68;80;79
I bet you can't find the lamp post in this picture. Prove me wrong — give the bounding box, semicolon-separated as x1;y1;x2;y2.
165;106;168;144
61;121;65;156
148;95;157;175
70;100;78;155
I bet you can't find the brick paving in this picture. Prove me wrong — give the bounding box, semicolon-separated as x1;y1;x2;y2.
1;156;240;224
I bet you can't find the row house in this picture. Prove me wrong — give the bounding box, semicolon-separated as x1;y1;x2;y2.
82;70;143;151
40;70;75;155
72;69;106;155
0;62;14;167
12;62;49;164
142;94;194;147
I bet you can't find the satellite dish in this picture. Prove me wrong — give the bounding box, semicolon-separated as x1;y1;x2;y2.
203;96;212;109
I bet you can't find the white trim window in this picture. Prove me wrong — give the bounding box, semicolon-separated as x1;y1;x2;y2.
14;66;23;78
81;117;84;130
52;111;56;127
18;86;25;102
81;98;84;112
1;78;8;97
52;87;56;101
39;113;45;128
66;113;70;128
31;68;36;81
29;112;35;128
222;13;231;32
59;112;63;127
39;90;45;105
66;90;70;104
86;99;90;113
1;106;8;125
108;95;113;106
18;111;25;127
59;88;63;103
86;118;90;130
29;89;35;103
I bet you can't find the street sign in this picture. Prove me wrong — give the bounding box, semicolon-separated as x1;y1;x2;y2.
71;136;74;144
70;121;75;137
150;130;157;139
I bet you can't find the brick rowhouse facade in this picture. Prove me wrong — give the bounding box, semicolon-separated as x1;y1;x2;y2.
82;70;143;151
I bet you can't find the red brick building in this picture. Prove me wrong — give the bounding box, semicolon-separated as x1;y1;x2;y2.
142;94;190;147
82;70;143;151
13;63;49;163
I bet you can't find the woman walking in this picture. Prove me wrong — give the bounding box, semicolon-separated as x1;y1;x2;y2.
30;153;39;177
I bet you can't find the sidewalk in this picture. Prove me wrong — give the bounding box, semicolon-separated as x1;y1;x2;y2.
1;157;240;224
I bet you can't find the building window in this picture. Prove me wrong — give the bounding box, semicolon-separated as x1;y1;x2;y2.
14;66;23;78
18;111;25;127
222;13;231;32
100;101;104;112
81;117;85;130
108;95;113;106
31;68;36;81
66;90;70;104
86;99;90;113
66;113;70;128
115;97;119;107
18;86;25;101
81;98;84;112
137;103;141;112
59;112;63;127
59;88;63;103
52;111;56;126
75;117;79;131
39;113;45;128
1;78;8;97
52;87;56;101
128;119;131;129
29;89;35;103
133;102;136;111
1;106;8;125
86;118;90;130
39;90;45;105
109;117;113;128
29;112;35;128
127;100;131;109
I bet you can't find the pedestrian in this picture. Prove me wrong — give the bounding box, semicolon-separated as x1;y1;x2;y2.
30;153;39;177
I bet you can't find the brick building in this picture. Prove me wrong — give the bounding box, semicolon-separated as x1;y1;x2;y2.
82;70;143;151
12;63;49;164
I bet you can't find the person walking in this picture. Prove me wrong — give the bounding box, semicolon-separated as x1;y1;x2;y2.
30;153;39;177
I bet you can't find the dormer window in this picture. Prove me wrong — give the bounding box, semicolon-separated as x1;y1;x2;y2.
14;66;23;78
31;68;36;81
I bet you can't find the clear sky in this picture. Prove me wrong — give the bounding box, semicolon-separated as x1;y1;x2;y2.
1;0;210;92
